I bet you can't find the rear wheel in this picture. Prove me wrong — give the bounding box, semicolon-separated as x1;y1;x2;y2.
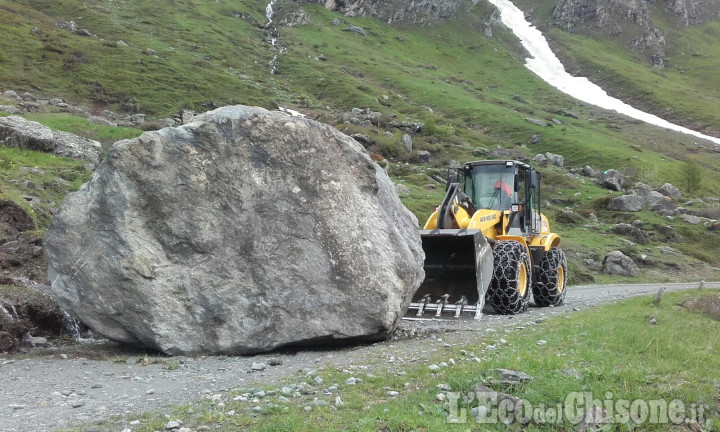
532;247;568;307
487;241;530;314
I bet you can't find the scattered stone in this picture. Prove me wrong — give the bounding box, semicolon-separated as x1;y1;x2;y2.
533;153;548;166
653;287;665;305
602;251;638;276
345;377;359;385
607;195;644;212
251;362;266;371
416;150;431;164
650;196;677;215
0;105;21;114
680;214;704;224
71;400;86;408
581;166;598;178
343;25;367;36
560;109;579;119
267;358;283;366
335;396;344;406
659;246;680;256
313;376;324;385
428;364;441;371
0;115;102;164
536;340;547;346
529;134;542;145
658;183;681;200
331;18;344;26
3;90;19;99
350;133;373;147
316;54;327;61
600;169;625;191
512;94;527;103
545;152;564;167
649;318;657;325
699;280;706;290
387;390;399;397
21;92;36;101
490;368;533;386
610;223;649;245
525;118;547;127
401;134;412;153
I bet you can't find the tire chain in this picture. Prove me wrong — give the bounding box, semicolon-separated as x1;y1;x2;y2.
487;241;530;314
531;247;568;307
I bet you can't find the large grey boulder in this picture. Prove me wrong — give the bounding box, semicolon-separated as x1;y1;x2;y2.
45;106;425;355
602;251;638;276
607;194;644;212
0;116;102;164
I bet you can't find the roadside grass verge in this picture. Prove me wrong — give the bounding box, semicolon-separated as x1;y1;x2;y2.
78;290;720;432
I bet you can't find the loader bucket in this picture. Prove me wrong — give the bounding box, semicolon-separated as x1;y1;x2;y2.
406;229;493;319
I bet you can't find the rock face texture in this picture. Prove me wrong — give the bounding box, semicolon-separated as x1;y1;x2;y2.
0;116;102;164
549;0;720;67
294;0;469;24
45;106;425;355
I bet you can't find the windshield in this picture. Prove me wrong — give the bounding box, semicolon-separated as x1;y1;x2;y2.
463;164;515;210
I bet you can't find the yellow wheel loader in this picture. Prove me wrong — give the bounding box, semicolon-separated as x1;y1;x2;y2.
407;160;567;318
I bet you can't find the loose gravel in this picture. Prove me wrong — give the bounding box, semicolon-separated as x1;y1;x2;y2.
1;281;717;432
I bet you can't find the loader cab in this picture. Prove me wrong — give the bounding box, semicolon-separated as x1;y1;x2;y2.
458;160;541;235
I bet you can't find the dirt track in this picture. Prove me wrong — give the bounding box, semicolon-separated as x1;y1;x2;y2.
1;281;717;432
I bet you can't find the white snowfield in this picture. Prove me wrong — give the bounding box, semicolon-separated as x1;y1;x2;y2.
488;0;720;147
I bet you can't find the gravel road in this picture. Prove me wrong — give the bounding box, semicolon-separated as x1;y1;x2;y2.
1;281;717;432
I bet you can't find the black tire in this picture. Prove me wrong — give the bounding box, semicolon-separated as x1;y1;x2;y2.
532;247;568;307
487;241;531;314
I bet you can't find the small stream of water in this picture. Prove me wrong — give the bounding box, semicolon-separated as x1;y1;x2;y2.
487;0;720;147
265;0;284;74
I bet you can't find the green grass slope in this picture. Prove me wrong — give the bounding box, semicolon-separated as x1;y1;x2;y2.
512;0;720;137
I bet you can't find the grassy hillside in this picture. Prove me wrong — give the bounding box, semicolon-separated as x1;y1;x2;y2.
1;0;719;283
512;0;720;137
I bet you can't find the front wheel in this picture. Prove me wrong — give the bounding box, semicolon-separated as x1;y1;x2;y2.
487;241;531;314
532;247;568;307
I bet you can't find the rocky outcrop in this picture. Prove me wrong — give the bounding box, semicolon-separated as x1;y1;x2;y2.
549;0;720;67
45;106;425;356
0;116;102;164
294;0;468;25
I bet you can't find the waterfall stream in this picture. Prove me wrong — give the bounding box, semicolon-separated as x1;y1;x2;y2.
487;0;720;147
265;0;284;74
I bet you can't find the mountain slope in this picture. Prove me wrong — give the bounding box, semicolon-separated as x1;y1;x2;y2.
512;0;720;137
